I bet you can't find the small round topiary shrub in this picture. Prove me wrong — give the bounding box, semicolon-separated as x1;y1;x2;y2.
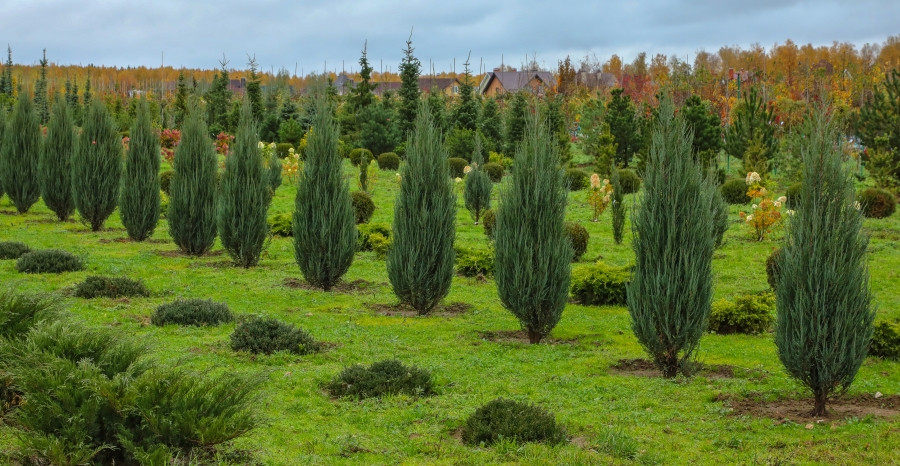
349;148;374;167
151;298;234;327
570;262;631;306
785;182;802;209
721;178;751;205
617;169;641;194
564;222;589;262
16;250;84;274
564;168;589;191
351;190;375;224
0;242;30;260
358;223;391;250
766;247;783;290
858;187;897;219
708;292;775;335
324;359;434;399
159;170;175;196
275;142;294;159
482;209;496;240
462;398;567;446
456;246;494;277
483;162;504;183
73;276;150;299
230;316;320;355
377;152;400;170
870;320;900;360
268;212;293;237
448;157;468;179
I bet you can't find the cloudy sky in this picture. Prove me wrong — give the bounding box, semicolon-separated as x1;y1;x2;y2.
1;0;897;74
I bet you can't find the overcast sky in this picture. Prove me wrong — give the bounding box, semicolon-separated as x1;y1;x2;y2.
1;0;897;75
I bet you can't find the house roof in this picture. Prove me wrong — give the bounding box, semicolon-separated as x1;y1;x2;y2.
418;77;460;92
478;70;555;94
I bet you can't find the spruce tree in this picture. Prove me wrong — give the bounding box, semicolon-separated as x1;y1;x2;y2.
387;103;456;314
775;108;875;417
606;88;641;167
219;100;270;268
348;41;377;113
174;70;189;128
0;108;5;199
504;92;528;156
246;56;263;123
71;100;122;231
464;136;492;224
626;98;716;377
293;93;356;290
120;99;160;241
682;95;721;168
494;111;571;344
398;34;422;138
39;99;75;220
724;87;775;173
480;97;502;153
168;107;218;255
267;148;282;196
33;49;49;124
452;58;479;132
0;46;11;103
610;165;626;244
206;58;232;135
0;93;42;213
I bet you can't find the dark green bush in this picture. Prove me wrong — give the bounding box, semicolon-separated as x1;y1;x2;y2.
721;178;750;204
159;170;174;195
483;162;504;182
617;169;641;194
0;288;58;339
709;292;775;334
766;247;783;290
275;142;294;158
482;209;496;239
351;190;375;224
785;182;802;209
268;212;293;237
74;276;150;299
151;299;233;327
456;246;494;277
858;187;896;219
358;222;391;251
461;398;567;446
448;157;468;179
0;241;30;260
230;316;320;355
324;359;434;399
377;152;400;170
565;222;589;261
16;249;84;274
570;262;630;306
870;320;900;360
564;168;589;191
349;148;373;167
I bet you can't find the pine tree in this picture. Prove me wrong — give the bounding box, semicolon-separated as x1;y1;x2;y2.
504;92;528;156
610;165;626;244
348;41;377;113
219;100;270;267
168;107;218;255
120;99;160;241
626;98;716;377
71;100;122;231
293;93;356;290
33;49;49;124
480;97;502;153
775;107;875;417
206;58;232;135
174;70;189;128
452;57;479;132
0;93;42;213
359;100;401;156
398;34;422;138
724;87;775;174
0;46;11;101
39;99;75;220
83;72;92;107
464;136;492;224
387;103;456;314
682;95;721;168
246;57;263;123
606;88;641;167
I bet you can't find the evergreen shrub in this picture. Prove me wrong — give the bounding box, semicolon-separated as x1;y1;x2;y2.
766;247;783;290
870;320;900;360
721;178;750;204
483;162;504;182
349;148;373;167
324;359;433;399
73;276;150;299
275;142;294;158
351;190;375;224
159;170;174;195
709;292;775;334
570;262;630;306
462;398;567;446
120;99;161;241
617;169;641;194
230;316;320;355
564;222;589;261
482;208;496;239
0;93;41;213
358;223;391;251
268;212;293;237
456;246;494;277
858;187;896;218
151;299;233;327
40;99;76;220
0;241;30;260
785;182;802;209
0;288;58;339
72;100;122;231
377;152;400;170
564;168;589;191
448;157;468;178
16;250;83;273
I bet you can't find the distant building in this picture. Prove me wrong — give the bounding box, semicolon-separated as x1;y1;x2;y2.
228;78;246;94
478;68;555;96
332;73;355;96
370;76;463;98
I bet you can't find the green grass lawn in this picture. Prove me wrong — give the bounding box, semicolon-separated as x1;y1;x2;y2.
1;154;899;465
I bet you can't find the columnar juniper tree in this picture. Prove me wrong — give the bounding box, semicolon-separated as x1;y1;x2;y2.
120;99;160;241
219;100;270;268
610;165;625;244
168;107;218;255
494;112;571;344
40;99;76;221
0;93;41;213
293;93;356;290
72;100;122;231
626;98;716;377
775;108;875;417
387;103;456;315
464;137;492;224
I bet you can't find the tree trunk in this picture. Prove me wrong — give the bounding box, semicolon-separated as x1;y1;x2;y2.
662;353;679;378
528;328;543;344
812;392;828;417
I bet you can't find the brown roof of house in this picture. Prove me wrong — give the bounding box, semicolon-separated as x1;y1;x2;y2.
478;70;555;94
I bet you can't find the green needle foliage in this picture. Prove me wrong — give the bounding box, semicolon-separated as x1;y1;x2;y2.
218;100;270;268
120;98;160;241
1;93;41;213
72;100;122;231
40;99;76;221
387;103;456;315
775;107;875;417
626;98;717;377
611;165;626;244
464;137;492;224
293;93;356;290
168;107;218;256
0;107;5;199
494;111;571;344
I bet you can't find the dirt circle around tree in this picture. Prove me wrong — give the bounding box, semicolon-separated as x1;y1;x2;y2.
721;393;900;422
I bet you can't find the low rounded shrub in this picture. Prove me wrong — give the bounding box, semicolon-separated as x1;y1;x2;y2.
324;359;434;399
618;169;641;194
708;292;775;335
358;223;391;251
351;190;375;224
377;152;400;170
74;276;150;299
275;142;294;159
766;248;783;290
230;316;320;355
564;168;589;191
858;187;896;219
462;398;567;446
159;191;169;218
268;212;293;237
16;250;84;274
482;209;496;240
0;242;30;260
570;262;630;306
159;170;175;196
349;148;373;167
565;222;589;262
448;157;468;179
0;288;59;339
870;320;900;360
483;162;504;182
151;299;234;327
456;246;494;277
785;182;802;209
368;233;391;259
721;178;751;204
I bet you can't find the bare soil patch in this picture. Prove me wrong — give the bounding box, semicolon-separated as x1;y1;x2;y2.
610;358;738;379
70;227;126;234
283;277;382;294
154;248;224;258
99;237;167;244
476;329;575;345
723;393;900;421
366;301;472;317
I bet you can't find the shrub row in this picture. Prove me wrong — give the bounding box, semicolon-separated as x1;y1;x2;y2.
709;292;775;334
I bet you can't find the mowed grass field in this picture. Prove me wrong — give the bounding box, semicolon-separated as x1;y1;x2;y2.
1;148;899;465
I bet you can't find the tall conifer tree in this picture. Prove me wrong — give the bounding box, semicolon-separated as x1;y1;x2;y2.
168;107;218;255
120;99;160;240
464;137;492;224
610;165;626;244
33;49;49;124
398;34;422;138
40;99;75;220
72;100;122;231
0;93;41;213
